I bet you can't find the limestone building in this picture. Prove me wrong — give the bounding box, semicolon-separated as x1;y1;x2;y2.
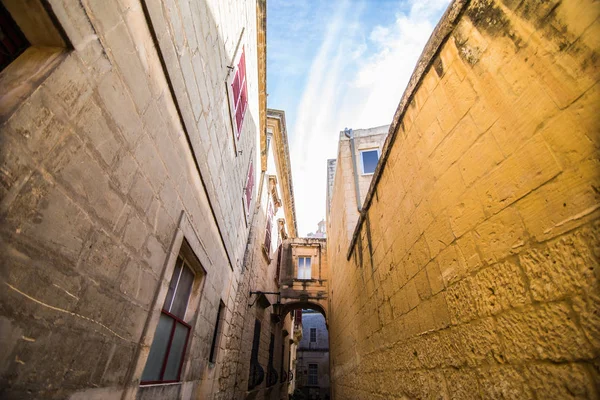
326;0;600;398
326;125;389;246
0;0;298;398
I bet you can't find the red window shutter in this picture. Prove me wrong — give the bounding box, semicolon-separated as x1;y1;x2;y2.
231;48;248;139
245;161;254;210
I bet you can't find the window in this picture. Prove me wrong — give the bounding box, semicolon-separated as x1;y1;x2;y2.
209;301;225;364
297;256;311;280
141;256;195;384
264;199;274;255
360;149;380;174
228;46;248;139
0;2;30;71
243;160;254;218
248;320;264;390
266;334;278;387
309;328;317;343
308;364;318;385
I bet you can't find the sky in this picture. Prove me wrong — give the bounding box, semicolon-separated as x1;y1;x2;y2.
266;0;451;236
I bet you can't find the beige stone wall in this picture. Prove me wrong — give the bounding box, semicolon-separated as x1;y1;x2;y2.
0;0;264;399
328;0;600;398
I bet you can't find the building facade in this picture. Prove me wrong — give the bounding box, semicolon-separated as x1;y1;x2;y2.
326;0;600;398
0;0;299;399
296;311;330;400
326;125;389;247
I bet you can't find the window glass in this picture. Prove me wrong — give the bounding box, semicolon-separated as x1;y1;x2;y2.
361;149;379;174
141;313;173;382
308;364;318;385
310;328;316;343
163;257;184;312
170;264;194;319
162;321;190;381
297;257;312;280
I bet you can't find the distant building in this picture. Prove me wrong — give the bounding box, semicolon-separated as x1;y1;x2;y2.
296;311;330;400
307;219;327;238
326;125;389;245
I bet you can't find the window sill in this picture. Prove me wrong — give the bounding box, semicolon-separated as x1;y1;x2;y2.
139;381;182;387
0;46;67;123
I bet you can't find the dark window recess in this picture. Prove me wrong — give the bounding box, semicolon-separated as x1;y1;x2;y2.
244;160;254;213
275;244;282;283
279;343;287;383
361;149;379;174
308;364;318;385
310;328;317;343
248;320;264;390
264;200;273;253
266;334;278;387
141;257;194;384
209;301;225;363
0;2;30;71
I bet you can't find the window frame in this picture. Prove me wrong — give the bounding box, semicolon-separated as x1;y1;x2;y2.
297;256;312;280
140;256;195;385
307;363;318;386
359;148;381;175
309;328;317;343
226;45;249;145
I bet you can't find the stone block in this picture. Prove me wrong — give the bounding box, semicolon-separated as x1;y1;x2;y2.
96;72;144;149
80;229;129;284
474;206;525;264
458;131;504;186
445;367;482;399
517;157;600;242
75;98;123;167
430;114;480;179
2;172;92;264
496;302;594;362
477;134;562;216
446;277;478;324
43;55;93;118
424;213;455;259
447;186;486;239
519;229;598;302
104;23;152;113
524;362;598;399
457;317;504;366
425;260;444;295
470;261;529;316
476;365;534;400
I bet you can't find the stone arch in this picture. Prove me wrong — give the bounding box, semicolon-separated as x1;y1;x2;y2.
280;301;327;322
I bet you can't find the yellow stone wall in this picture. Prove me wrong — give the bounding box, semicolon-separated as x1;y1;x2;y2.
327;0;600;397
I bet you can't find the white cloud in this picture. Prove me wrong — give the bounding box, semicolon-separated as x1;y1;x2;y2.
288;0;450;235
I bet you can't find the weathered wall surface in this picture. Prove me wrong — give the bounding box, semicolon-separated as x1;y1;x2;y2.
0;0;263;399
328;0;600;398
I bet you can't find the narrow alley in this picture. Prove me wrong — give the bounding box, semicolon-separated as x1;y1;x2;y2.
0;0;598;399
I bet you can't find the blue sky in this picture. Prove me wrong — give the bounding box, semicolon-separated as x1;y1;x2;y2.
267;0;451;236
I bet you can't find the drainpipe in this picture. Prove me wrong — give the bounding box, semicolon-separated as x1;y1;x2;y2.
344;128;362;212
